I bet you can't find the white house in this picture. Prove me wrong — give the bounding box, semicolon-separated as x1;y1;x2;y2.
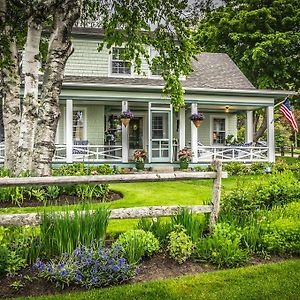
13;28;298;166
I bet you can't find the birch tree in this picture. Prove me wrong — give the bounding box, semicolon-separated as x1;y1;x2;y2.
1;0;197;176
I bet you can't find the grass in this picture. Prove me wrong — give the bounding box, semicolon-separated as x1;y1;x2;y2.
17;259;300;300
0;175;266;234
276;156;300;164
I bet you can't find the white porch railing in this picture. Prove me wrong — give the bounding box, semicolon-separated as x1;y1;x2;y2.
53;144;122;162
197;146;269;162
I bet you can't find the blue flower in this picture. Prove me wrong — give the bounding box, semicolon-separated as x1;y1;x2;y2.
57;263;65;269
91;277;97;283
91;267;97;274
136;267;140;273
112;265;118;272
76;274;82;281
86;258;92;266
118;259;123;267
61;270;67;276
47;265;53;272
39;263;45;272
114;244;122;250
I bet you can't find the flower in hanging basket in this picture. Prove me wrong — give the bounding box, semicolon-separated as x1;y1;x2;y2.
190;112;205;121
178;148;193;162
119;110;134;119
133;149;147;162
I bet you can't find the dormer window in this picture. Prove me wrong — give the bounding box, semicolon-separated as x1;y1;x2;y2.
111;47;131;75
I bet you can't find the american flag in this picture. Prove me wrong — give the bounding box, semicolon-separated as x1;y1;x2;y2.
279;97;298;132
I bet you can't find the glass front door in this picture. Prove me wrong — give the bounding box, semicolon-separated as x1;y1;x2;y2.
150;111;172;162
129;117;144;150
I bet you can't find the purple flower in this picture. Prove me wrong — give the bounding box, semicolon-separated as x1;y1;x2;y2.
57;263;65;269
136;267;140;273
76;274;82;281
119;110;134;119
91;267;97;274
190;112;205;121
112;265;118;272
114;244;122;250
47;265;53;272
61;270;67;276
91;277;98;283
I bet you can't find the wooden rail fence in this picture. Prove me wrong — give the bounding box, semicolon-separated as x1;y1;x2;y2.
0;160;227;232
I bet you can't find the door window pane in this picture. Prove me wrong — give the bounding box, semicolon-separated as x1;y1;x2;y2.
213;118;226;145
73;110;85;141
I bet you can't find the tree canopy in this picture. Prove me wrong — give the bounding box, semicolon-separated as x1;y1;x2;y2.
195;0;300;91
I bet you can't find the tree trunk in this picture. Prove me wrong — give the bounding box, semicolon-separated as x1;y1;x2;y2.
2;39;21;173
15;18;41;175
253;109;267;143
32;0;80;176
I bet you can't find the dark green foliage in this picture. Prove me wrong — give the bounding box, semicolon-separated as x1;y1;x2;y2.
195;0;300;90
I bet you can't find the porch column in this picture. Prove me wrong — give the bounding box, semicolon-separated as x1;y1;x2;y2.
179;107;186;150
246;110;253;143
267;105;275;162
66;99;73;163
122;101;129;163
191;103;198;163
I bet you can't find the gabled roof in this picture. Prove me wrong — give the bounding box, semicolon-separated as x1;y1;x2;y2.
64;53;255;90
188;53;255;90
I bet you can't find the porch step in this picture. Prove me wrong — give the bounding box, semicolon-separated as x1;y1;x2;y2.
151;165;174;173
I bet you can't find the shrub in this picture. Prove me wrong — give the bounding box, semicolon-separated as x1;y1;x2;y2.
194;223;249;268
114;230;160;264
167;226;194;264
34;242;137;289
223;162;249;176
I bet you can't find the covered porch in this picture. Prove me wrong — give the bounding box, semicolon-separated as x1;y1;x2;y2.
52;95;275;165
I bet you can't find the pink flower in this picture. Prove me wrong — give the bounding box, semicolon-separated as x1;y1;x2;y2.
91;170;98;175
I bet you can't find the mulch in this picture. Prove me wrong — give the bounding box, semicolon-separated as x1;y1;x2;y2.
0;253;294;299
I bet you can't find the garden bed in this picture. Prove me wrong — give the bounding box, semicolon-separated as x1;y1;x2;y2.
0;253;294;299
0;190;123;208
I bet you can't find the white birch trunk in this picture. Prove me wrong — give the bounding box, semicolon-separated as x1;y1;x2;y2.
15;18;41;175
32;1;80;176
2;39;21;174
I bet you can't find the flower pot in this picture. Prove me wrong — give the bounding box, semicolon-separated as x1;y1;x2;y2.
192;119;202;128
179;160;189;170
121;118;130;127
135;161;145;171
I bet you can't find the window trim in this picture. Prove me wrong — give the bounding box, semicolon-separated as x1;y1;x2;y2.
109;47;133;77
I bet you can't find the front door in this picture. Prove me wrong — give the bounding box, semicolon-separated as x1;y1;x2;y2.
129;117;144;159
149;104;172;162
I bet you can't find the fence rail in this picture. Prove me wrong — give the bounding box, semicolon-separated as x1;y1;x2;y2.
0;161;226;232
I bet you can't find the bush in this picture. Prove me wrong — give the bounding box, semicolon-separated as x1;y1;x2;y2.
167;226;194;264
194;223;249;268
222;171;300;216
114;230;160;264
34;242;137;289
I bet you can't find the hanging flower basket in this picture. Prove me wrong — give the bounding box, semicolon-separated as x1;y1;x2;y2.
190;112;205;128
119;110;134;127
192;119;202;128
120;118;130;127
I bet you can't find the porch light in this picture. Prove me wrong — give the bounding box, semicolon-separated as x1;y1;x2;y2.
225;106;230;113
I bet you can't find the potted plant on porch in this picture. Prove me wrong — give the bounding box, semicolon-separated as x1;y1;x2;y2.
190;112;205;128
133;149;147;171
119;110;134;127
178;148;193;170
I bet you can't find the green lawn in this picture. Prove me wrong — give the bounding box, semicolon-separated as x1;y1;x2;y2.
0;175;264;233
17;259;300;300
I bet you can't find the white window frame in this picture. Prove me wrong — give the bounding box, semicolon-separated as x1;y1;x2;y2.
210;114;228;145
109;47;133;77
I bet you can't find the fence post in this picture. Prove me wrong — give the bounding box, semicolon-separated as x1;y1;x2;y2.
209;160;222;233
291;145;294;157
280;146;285;157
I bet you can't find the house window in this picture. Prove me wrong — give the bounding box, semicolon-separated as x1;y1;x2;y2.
111;47;131;75
150;48;162;76
212;118;226;145
73;110;85;141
